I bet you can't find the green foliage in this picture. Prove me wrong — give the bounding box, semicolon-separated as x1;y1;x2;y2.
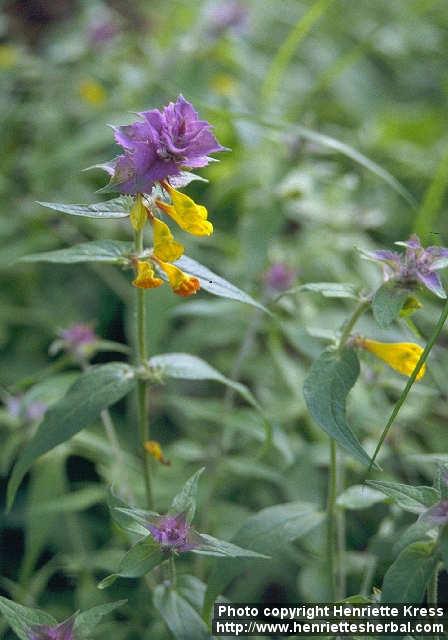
303;348;372;466
372;282;409;328
153;585;210;640
0;597;56;640
380;542;438;603
7;363;136;509
20;240;133;264
366;480;440;514
37;198;133;218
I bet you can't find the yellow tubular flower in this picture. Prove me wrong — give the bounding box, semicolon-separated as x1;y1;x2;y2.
132;261;163;290
156;184;213;236
144;440;170;466
130;193;148;231
156;259;200;297
151;217;184;262
360;339;426;381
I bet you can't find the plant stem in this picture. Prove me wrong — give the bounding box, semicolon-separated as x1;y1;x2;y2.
338;298;371;351
335;448;346;600
134;227;153;509
427;564;439;604
169;555;177;589
327;438;337;601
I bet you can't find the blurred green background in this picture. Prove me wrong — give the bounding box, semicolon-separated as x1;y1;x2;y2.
1;0;448;637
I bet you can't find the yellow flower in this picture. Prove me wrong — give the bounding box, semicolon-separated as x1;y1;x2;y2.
132;261;163;290
360;338;426;381
0;45;18;69
156;259;200;297
151;217;184;262
79;79;107;106
156;183;213;236
144;440;170;466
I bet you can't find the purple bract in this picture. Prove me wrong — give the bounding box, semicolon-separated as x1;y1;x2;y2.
147;513;201;552
363;234;448;298
421;500;448;525
104;95;227;194
264;263;296;292
28;615;76;640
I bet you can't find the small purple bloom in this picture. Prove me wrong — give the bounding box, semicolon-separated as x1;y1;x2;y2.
362;234;448;298
147;513;202;553
28;615;76;640
207;2;249;35
264;263;296;292
88;19;120;47
53;323;98;359
26;401;47;422
103;95;227;194
5;395;47;423
421;500;448;526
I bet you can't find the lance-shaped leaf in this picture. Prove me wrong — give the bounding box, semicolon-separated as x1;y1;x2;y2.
372;282;410;328
7;363;136;510
168;468;205;523
153;585;211;640
19;240;132;264
0;596;56;640
303;348;373;467
193;534;269;558
37;196;133;218
147;353;262;414
98;537;165;589
284;282;359;300
381;541;438;603
204;501;324;619
73;601;127;638
172;255;268;312
366;480;440;514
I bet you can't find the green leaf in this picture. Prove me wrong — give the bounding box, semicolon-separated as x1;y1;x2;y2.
194;534;269;559
148;353;262;413
168;468;205;523
153;585;211;640
286;282;359;299
366;480;440;514
74;601;127;638
28;485;106;515
98;537;165;588
7;363;136;510
19;240;132;264
204;501;324;619
37;197;133;218
372;282;409;328
439;526;448;572
336;485;385;510
381;541;437;603
303;348;373;467
0;596;56;640
173;255;268;312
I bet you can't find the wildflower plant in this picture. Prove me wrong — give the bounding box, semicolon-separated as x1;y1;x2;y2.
4;97;273;637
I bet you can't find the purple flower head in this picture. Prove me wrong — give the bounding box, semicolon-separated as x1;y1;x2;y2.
207;1;249;35
104;95;227;194
5;395;46;423
57;323;98;358
146;512;201;553
28;615;76;640
421;500;448;526
362;234;448;298
264;263;296;293
88;19;120;47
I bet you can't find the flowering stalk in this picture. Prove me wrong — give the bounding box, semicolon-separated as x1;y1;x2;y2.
134;224;153;509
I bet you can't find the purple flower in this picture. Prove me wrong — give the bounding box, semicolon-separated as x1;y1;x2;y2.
207;2;249;35
88;19;120;47
5;395;47;423
28;615;76;640
420;500;448;526
362;234;448;298
103;95;227;194
264;263;296;292
146;513;202;553
51;323;98;359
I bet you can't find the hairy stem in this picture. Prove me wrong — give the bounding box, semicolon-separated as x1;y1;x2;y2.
134;227;153;509
327;439;337;601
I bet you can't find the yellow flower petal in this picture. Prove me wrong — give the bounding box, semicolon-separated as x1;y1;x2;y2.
79;79;107;106
360;339;426;381
151;217;184;262
156;184;213;236
132;261;164;290
156;259;200;297
130;194;148;231
144;440;170;466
